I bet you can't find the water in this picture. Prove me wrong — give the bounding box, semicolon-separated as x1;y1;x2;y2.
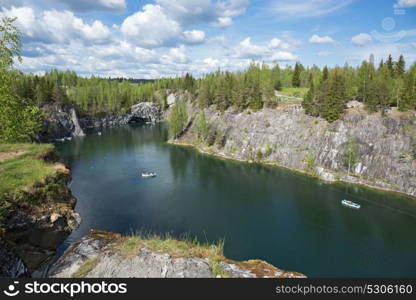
55;124;416;277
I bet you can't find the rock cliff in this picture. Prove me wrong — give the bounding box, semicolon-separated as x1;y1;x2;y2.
38;102;162;141
50;230;306;278
176;104;416;197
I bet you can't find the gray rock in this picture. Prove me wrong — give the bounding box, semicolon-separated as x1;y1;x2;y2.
180;106;416;197
0;242;28;277
50;231;306;278
70;108;85;137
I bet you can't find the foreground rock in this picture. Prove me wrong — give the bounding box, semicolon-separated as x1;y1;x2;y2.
50;230;305;278
1;162;80;276
176;105;416;197
0;241;28;277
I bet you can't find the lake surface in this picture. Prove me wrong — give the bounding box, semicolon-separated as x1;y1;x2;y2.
56;123;416;277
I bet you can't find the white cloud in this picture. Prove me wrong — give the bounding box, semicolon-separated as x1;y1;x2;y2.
351;33;372;46
268;38;297;50
120;4;210;47
270;51;297;61
121;5;181;47
394;0;416;8
234;37;297;61
181;30;206;44
237;37;268;58
2;6;111;44
317;51;332;56
271;0;355;19
52;0;126;12
155;0;248;28
93;41;159;63
213;17;233;27
309;34;335;44
160;46;189;64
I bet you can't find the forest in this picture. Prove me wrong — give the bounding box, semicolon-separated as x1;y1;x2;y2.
11;55;416;123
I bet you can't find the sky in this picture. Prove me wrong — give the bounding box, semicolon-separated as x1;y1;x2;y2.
0;0;415;78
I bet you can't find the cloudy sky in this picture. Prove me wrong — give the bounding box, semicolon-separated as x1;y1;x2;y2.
1;0;415;78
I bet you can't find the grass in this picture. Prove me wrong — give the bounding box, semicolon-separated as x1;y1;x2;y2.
0;143;55;197
210;257;231;278
111;231;229;277
72;257;101;278
114;232;224;259
0;143;56;232
279;87;309;98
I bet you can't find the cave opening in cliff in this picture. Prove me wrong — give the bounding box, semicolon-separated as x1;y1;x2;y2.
128;116;149;124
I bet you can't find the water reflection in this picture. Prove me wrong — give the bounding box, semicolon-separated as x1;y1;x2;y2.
56;123;416;277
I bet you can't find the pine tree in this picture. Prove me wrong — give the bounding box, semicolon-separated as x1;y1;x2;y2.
196;111;209;141
386;54;394;76
395;55;405;78
302;79;317;116
322;66;329;82
400;64;416;111
292;62;302;87
322;71;347;122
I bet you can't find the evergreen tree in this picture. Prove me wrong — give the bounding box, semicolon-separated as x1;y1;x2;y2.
292;62;302;87
196;111;209;141
322;71;347;122
386;54;394;76
395;55;405;78
322;66;329;82
168;100;188;139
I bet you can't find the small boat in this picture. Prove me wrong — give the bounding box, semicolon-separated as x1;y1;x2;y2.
342;199;361;209
141;172;156;178
55;138;65;142
98;131;102;136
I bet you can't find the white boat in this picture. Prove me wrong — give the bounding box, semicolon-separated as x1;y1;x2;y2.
141;172;156;178
342;199;361;209
98;132;102;136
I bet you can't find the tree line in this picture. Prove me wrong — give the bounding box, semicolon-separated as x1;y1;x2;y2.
302;54;415;122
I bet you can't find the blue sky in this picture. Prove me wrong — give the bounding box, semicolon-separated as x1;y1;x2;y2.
1;0;415;78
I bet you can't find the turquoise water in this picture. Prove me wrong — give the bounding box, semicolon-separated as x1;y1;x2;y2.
56;124;416;277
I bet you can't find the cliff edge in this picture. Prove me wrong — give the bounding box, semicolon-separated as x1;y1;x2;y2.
50;230;306;278
174;103;416;197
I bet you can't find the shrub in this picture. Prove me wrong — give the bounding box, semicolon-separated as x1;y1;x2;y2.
305;152;315;170
168;100;188;139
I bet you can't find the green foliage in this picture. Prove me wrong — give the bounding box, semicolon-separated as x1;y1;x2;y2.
304;152;315;171
196;111;209;141
343;136;358;174
9;50;415;124
0;17;42;142
168;100;188;139
264;144;273;157
280;87;309;98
